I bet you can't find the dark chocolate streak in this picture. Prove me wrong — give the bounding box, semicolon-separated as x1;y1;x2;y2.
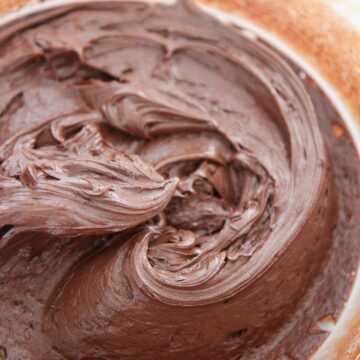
0;1;358;360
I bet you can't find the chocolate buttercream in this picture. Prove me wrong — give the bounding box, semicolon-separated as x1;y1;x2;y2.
0;1;359;359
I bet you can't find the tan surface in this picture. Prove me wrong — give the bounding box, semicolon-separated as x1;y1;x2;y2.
0;0;359;359
0;0;36;14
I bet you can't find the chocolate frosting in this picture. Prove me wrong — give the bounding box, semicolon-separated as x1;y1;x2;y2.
0;1;358;359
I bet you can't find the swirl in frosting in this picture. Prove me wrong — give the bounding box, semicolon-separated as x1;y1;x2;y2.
0;1;359;360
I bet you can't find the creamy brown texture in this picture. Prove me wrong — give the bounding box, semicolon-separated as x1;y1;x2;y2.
0;1;358;360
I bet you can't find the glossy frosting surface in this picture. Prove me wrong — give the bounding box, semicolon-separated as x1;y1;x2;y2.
0;1;358;359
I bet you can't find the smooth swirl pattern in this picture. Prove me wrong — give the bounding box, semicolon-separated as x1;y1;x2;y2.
0;1;338;359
